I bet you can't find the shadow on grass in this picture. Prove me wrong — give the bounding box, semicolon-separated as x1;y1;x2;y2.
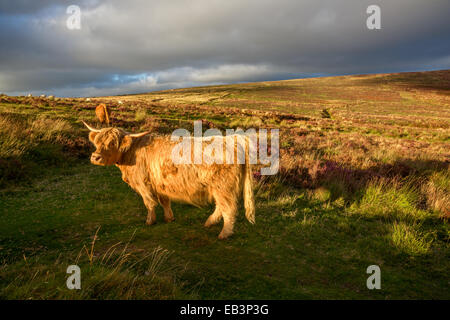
279;157;449;201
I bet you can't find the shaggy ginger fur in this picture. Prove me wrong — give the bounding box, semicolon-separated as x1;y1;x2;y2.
84;124;255;239
95;104;110;125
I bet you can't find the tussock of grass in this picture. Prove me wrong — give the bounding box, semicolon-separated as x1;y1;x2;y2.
30;116;72;140
135;107;148;122
0;114;74;158
423;171;450;217
0;134;28;158
349;178;430;221
307;187;331;202
391;222;432;256
0;115;29;158
0;114;86;187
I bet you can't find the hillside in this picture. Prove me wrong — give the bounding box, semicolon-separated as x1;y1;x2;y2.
110;69;450;118
0;70;449;299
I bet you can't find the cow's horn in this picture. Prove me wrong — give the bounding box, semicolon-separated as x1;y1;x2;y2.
82;121;101;132
129;131;151;138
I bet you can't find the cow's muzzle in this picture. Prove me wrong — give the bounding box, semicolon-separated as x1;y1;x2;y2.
90;153;103;165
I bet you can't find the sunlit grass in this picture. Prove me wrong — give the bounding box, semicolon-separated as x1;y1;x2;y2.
349;178;430;221
391;222;433;256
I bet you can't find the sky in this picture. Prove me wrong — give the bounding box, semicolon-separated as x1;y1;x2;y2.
0;0;449;97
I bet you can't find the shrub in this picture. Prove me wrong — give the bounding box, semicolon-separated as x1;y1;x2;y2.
321;108;332;119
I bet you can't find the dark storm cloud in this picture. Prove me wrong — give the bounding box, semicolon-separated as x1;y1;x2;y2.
1;0;449;97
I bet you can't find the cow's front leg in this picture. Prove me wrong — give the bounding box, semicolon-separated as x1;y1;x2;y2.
141;193;158;225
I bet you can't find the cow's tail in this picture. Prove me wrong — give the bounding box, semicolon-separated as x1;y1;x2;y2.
104;105;110;125
243;136;255;224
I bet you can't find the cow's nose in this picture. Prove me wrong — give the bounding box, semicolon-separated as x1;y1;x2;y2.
91;154;102;162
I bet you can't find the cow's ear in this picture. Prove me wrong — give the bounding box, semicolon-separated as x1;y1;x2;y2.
89;131;98;143
119;135;133;153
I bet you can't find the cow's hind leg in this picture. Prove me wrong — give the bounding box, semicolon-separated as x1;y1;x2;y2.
219;207;237;240
219;210;237;239
209;193;238;239
204;208;222;228
204;191;226;228
158;195;175;223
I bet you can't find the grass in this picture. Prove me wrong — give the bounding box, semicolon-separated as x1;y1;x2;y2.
349;177;429;221
0;113;89;188
135;107;147;122
1;233;191;299
391;222;432;256
0;70;449;299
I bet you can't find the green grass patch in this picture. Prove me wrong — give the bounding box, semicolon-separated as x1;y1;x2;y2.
349;178;431;222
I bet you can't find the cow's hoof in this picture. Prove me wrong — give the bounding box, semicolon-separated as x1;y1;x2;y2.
146;220;156;225
164;217;175;223
218;232;232;240
204;215;220;228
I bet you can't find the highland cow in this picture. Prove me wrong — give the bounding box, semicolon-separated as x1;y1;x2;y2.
82;122;255;239
95;104;110;125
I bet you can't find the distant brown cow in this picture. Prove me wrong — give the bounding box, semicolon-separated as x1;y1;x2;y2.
95;104;110;125
82;122;255;239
